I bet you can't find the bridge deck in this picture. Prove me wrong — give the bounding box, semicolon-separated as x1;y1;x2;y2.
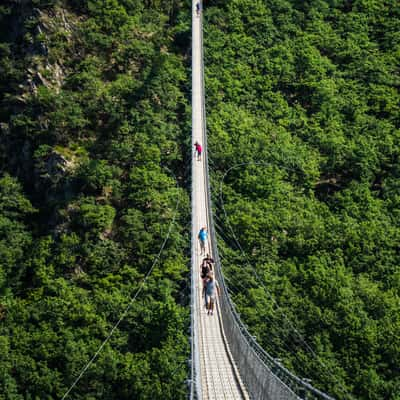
191;2;249;399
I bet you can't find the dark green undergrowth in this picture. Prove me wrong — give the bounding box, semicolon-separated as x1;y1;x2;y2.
0;1;192;399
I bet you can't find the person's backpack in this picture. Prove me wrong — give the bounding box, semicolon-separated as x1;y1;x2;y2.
201;262;210;279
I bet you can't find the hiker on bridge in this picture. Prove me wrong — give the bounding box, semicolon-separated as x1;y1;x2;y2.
198;226;208;255
194;141;202;161
205;271;220;315
203;253;214;269
201;256;213;281
196;2;201;16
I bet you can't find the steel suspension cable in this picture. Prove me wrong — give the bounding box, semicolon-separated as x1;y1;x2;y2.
215;160;351;399
61;171;182;400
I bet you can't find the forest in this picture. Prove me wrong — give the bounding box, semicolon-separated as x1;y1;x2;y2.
0;0;399;399
0;0;191;399
204;1;400;399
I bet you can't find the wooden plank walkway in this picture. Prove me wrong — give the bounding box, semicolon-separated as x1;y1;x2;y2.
191;2;249;399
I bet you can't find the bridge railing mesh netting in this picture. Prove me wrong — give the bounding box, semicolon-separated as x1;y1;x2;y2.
194;2;336;399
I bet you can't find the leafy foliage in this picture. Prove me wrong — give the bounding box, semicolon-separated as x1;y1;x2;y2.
205;1;400;399
0;0;191;398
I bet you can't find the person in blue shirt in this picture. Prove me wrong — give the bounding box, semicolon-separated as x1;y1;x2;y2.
196;2;201;16
198;226;208;255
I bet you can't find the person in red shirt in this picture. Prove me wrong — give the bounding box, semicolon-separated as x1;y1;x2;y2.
194;141;202;161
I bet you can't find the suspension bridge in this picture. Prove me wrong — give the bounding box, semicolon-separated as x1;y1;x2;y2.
189;2;335;399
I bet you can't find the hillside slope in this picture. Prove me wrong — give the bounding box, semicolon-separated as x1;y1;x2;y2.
0;1;191;399
204;1;400;399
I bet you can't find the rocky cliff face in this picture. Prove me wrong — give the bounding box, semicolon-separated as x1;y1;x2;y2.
0;2;190;398
14;5;78;97
1;2;81;188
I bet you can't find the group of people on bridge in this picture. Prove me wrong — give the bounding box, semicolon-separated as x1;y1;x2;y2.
198;227;220;316
200;249;220;316
195;144;220;315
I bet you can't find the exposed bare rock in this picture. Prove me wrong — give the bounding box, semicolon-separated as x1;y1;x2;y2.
12;6;80;99
35;148;78;190
0;123;10;136
73;265;86;277
46;151;76;176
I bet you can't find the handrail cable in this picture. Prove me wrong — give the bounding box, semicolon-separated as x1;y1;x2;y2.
214;160;352;399
201;11;303;399
208;243;336;381
197;2;339;399
61;170;182;400
196;1;249;398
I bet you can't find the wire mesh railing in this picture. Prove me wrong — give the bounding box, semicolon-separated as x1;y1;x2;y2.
198;1;336;399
